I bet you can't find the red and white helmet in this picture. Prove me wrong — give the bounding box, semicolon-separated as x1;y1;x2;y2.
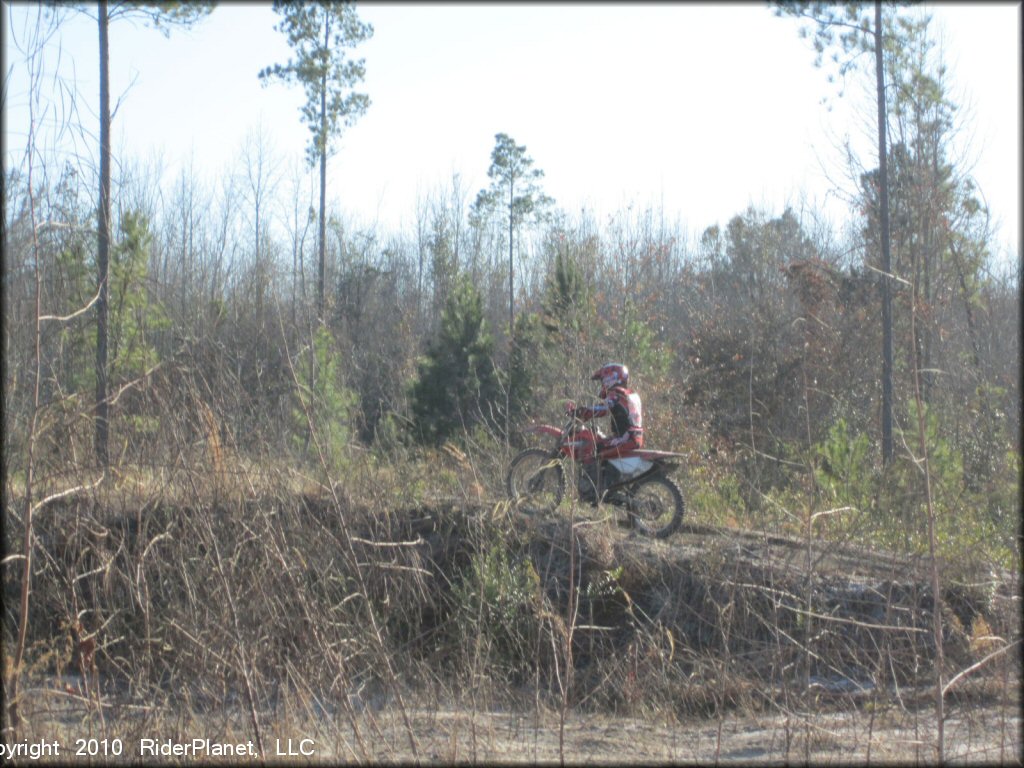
592;362;629;396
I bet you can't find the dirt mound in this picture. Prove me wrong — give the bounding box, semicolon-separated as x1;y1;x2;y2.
6;495;1019;719
360;500;1018;711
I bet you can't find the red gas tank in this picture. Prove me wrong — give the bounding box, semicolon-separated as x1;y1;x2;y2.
561;424;599;462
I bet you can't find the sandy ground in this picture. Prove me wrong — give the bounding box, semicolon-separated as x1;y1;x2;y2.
13;683;1020;766
350;704;1021;765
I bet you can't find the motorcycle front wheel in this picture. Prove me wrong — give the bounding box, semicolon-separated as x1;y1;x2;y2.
625;474;685;539
506;448;565;514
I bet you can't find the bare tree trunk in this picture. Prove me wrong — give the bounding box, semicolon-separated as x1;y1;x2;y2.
95;0;111;468
9;95;44;750
318;130;326;324
10;12;58;733
508;179;514;339
316;16;330;324
875;1;894;467
910;240;946;763
506;181;514;441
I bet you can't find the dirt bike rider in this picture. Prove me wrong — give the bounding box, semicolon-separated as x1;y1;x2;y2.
566;363;643;498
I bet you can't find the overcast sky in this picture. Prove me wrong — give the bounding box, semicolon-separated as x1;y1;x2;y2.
3;2;1020;264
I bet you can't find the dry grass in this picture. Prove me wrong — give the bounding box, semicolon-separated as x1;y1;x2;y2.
4;438;1020;764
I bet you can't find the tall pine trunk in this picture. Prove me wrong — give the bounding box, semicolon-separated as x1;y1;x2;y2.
317;14;330;324
508;179;514;338
96;0;110;467
318;123;326;324
875;1;894;466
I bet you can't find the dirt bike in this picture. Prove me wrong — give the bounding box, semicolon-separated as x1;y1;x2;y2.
506;414;686;539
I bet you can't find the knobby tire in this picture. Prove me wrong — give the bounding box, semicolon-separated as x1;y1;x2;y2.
506;448;565;514
627;474;685;539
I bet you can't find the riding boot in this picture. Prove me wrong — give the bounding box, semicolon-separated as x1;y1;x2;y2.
580;461;600;502
602;461;621;491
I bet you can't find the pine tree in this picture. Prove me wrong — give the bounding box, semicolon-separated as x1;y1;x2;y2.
260;1;372;323
773;1;896;466
409;276;500;445
508;243;594;425
471;133;553;338
79;0;213;466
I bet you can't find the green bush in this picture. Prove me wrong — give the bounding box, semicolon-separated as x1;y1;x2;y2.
814;418;876;513
451;540;541;682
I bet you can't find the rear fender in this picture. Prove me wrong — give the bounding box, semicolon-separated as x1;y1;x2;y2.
622;449;683;474
629;449;685;461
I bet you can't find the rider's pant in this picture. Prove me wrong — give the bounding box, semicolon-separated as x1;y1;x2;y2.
595;432;643;460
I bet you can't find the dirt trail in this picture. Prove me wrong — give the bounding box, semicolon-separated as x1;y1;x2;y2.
309;702;1022;764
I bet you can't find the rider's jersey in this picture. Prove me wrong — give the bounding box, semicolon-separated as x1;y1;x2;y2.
575;386;643;440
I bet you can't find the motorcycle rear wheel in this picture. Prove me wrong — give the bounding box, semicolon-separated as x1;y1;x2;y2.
625;474;685;539
506;448;565;514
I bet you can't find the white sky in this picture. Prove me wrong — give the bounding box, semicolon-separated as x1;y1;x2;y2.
3;1;1020;264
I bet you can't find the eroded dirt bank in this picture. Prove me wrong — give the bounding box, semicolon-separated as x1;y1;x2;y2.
6;495;1020;764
